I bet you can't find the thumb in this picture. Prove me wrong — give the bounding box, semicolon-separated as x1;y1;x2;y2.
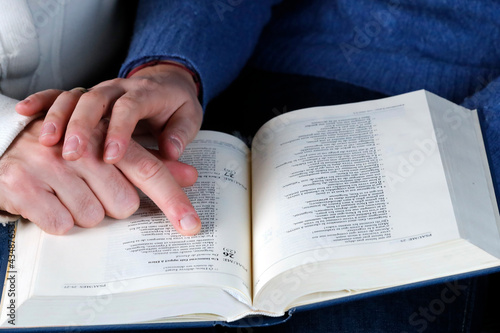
158;101;203;160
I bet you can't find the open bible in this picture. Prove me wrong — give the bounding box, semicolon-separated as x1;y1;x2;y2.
1;90;500;327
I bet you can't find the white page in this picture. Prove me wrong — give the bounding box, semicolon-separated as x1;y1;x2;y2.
0;221;42;326
251;91;460;294
29;131;252;304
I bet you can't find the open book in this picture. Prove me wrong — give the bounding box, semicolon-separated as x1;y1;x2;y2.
1;90;500;327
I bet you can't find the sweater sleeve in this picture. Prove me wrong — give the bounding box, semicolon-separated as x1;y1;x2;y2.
461;77;500;197
0;94;38;158
119;0;281;108
0;94;39;223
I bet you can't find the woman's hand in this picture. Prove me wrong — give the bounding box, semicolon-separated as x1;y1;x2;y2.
0;118;201;236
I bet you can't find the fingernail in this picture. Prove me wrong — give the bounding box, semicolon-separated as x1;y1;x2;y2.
180;214;200;231
63;135;80;155
40;122;56;137
169;137;182;158
104;141;120;160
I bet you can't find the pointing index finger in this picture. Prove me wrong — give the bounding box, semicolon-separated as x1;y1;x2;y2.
115;140;201;236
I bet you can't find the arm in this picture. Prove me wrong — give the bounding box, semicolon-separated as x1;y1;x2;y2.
120;0;282;107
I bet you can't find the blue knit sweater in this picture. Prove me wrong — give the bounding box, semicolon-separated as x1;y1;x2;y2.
120;0;500;189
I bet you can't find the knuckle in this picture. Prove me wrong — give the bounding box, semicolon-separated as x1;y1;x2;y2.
135;77;160;92
169;127;189;142
193;101;203;117
66;117;89;132
120;186;141;212
114;95;140;112
59;90;77;99
0;190;22;217
101;173;140;219
79;89;104;104
162;192;187;210
0;202;19;217
177;86;193;101
30;90;55;103
105;78;123;86
119;198;140;219
189;98;202;113
46;88;62;94
180;90;202;110
94;77;123;89
24;208;74;235
76;198;105;228
46;216;74;235
0;161;28;190
49;159;72;177
136;157;164;182
43;113;64;126
111;190;140;219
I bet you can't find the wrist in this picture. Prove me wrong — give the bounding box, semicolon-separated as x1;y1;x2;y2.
127;60;201;98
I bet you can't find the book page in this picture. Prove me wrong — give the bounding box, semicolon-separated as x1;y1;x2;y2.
0;222;42;326
26;131;252;304
251;91;460;296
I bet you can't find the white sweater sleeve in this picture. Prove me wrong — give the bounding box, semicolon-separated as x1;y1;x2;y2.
0;94;38;158
0;94;38;223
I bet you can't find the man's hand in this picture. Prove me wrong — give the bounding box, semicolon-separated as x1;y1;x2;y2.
0;118;201;235
16;62;203;164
